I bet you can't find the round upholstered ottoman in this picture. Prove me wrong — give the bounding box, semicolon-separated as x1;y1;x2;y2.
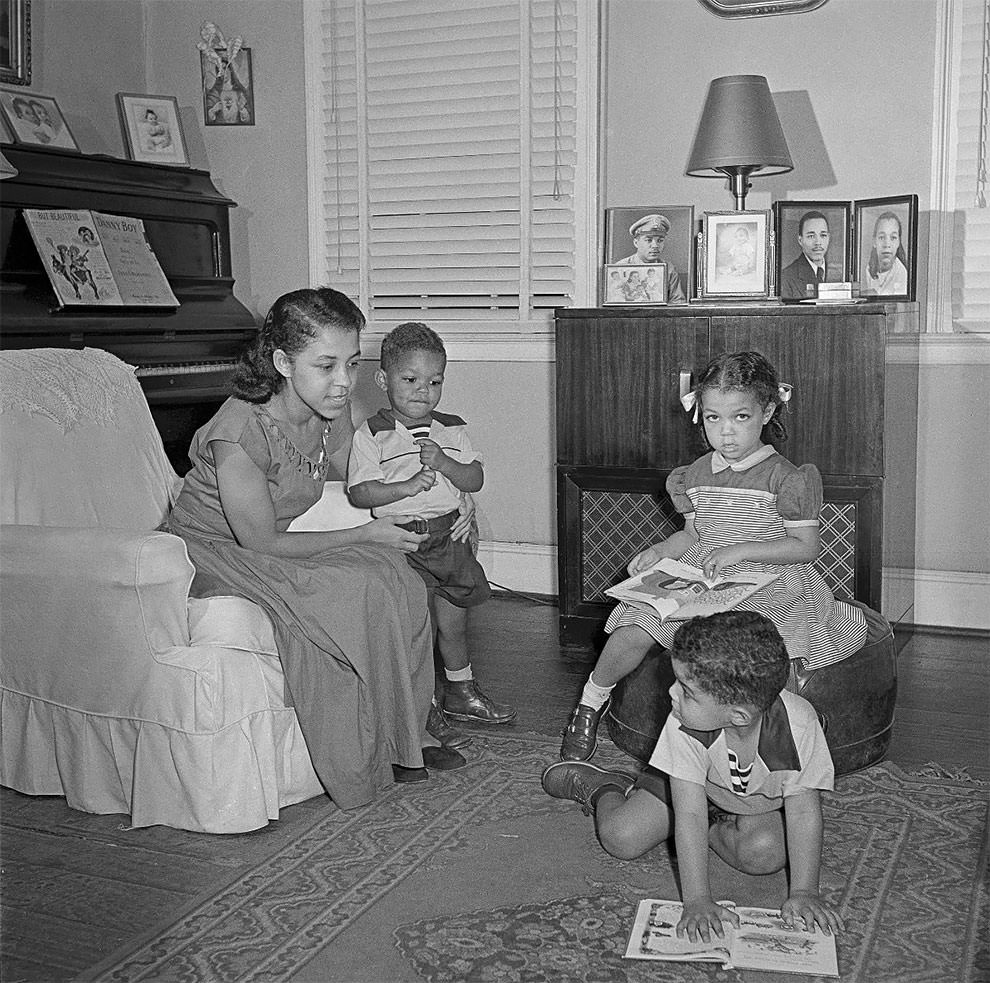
604;602;897;777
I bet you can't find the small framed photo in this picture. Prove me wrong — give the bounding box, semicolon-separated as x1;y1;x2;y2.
1;0;31;86
202;47;255;125
603;263;669;306
854;195;918;301
700;210;771;300
0;89;77;149
773;200;853;301
116;93;189;167
603;205;694;303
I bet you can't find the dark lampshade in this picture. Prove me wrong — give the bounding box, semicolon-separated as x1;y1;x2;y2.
686;75;793;209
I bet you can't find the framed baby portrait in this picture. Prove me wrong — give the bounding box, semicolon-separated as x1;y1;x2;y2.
603;205;695;302
0;88;77;149
116;93;189;166
603;263;669;305
773;200;853;302
853;194;918;302
700;210;772;300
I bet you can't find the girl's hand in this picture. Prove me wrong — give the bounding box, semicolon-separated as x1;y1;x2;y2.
418;439;447;470
701;544;746;580
628;544;663;576
450;492;477;544
676;898;739;943
404;467;436;496
781;891;844;936
362;516;427;553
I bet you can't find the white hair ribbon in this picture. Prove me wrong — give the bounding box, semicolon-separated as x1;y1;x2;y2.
778;383;793;403
680;390;700;423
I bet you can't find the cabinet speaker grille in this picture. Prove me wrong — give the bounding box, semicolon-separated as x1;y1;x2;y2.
579;491;857;603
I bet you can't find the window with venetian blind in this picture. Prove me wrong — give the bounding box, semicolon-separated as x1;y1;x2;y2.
303;0;585;332
949;0;989;330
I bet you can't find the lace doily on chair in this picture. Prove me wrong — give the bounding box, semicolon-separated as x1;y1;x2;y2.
0;347;145;433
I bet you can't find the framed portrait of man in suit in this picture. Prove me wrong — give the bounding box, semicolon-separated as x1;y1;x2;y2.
773;200;852;302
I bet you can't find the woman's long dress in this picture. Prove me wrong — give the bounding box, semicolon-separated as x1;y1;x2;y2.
169;398;435;809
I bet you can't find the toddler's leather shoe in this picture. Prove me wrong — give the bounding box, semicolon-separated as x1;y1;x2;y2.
427;701;474;749
559;701;609;762
442;679;517;724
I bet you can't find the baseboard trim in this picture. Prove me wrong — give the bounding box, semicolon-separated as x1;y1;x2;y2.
882;567;990;632
479;542;988;632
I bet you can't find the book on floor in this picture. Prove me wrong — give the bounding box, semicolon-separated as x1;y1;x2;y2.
23;208;179;308
604;557;779;622
623;898;839;976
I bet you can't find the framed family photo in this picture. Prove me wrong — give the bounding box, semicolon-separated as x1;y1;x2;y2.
201;46;254;125
116;93;189;166
773;200;852;301
0;89;77;149
700;210;771;300
603;205;694;303
854;195;918;301
0;0;30;86
603;263;669;305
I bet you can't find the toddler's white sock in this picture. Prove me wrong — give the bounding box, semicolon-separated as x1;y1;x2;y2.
445;664;474;683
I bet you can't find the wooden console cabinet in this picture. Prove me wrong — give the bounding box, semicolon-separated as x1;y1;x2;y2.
555;303;917;643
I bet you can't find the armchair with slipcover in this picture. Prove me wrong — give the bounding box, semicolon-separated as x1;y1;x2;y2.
0;347;347;833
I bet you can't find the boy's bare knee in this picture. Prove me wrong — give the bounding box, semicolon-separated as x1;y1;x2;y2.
733;826;786;874
596;816;648;860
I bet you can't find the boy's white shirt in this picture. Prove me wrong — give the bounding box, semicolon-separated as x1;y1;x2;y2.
348;414;481;519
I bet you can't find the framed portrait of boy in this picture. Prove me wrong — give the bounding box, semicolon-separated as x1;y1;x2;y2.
603;205;694;303
116;93;189;166
602;263;669;306
773;200;852;302
0;89;77;150
853;195;918;302
700;210;771;300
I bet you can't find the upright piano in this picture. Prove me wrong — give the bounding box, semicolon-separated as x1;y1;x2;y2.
0;145;258;471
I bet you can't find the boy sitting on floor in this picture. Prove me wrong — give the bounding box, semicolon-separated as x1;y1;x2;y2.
541;610;844;942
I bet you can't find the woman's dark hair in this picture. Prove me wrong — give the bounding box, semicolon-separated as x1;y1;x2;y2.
693;350;788;447
232;287;365;403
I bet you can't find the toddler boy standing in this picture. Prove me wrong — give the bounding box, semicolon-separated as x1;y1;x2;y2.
542;610;843;943
349;322;516;740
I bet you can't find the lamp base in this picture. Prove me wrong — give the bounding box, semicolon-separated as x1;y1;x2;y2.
721;166;758;210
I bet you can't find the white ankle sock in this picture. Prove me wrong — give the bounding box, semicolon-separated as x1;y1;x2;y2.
445;665;473;683
580;672;614;711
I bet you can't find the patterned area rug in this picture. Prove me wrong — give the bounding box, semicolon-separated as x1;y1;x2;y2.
83;735;987;983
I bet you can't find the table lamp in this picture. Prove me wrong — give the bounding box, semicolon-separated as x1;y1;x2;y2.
686;75;793;210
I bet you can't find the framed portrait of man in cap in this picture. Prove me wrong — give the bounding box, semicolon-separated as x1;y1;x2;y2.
603;205;696;304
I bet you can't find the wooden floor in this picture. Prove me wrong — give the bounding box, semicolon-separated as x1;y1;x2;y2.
1;594;987;983
460;593;990;780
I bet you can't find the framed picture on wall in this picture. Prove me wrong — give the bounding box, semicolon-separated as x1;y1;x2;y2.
0;0;31;86
116;93;189;167
602;263;669;305
201;46;255;125
0;89;77;149
853;195;918;302
700;210;772;300
773;200;852;302
603;205;694;303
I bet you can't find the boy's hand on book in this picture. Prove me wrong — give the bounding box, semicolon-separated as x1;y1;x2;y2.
676;899;739;943
781;891;844;936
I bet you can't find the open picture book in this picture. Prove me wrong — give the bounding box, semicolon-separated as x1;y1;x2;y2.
605;557;779;622
623;899;839;976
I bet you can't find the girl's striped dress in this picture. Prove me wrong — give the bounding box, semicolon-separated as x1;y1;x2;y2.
604;445;868;670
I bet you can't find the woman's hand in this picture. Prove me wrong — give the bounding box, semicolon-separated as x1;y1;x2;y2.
361;516;427;553
676;898;739;943
781;891;844;936
450;492;477;545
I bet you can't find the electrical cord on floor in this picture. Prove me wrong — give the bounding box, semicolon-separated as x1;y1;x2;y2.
487;580;558;607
